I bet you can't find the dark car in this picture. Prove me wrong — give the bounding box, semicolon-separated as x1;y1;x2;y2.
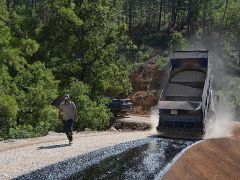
106;99;133;117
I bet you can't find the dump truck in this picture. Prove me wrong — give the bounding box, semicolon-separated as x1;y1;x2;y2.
157;50;215;138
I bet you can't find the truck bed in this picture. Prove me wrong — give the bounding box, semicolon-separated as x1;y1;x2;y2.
157;50;211;138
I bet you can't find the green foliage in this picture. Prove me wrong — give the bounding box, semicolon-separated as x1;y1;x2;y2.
156;56;168;70
0;22;11;45
58;7;83;27
8;106;59;139
79;103;111;131
0;64;19;95
19;38;39;57
87;62;132;97
37;106;60;132
15;61;59;126
1;0;240;139
65;80;111;131
0;12;31;72
8;125;34;139
0;1;8;21
143;34;169;48
224;77;240;108
142;32;188;50
169;32;188;50
0;94;18;138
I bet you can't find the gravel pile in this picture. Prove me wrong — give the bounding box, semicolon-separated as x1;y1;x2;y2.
165;83;203;97
171;71;206;83
0;130;152;179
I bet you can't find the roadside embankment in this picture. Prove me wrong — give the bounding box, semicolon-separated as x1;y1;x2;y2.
113;115;152;131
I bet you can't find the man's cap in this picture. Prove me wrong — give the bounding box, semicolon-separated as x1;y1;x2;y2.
64;94;70;99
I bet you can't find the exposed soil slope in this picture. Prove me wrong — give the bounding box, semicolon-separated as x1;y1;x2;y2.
129;61;167;115
164;123;240;180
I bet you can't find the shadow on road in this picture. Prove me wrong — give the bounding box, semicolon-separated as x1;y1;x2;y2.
38;144;70;150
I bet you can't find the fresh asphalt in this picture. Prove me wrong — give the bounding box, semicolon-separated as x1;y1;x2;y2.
16;137;195;180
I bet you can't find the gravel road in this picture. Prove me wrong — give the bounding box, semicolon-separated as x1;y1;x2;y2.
0;131;152;179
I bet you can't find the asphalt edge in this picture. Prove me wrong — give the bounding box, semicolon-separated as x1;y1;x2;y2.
154;140;204;180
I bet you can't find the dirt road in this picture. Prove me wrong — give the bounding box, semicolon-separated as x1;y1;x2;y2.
164;123;240;180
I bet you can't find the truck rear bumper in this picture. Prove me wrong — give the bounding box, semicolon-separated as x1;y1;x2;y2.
156;127;204;139
158;114;204;129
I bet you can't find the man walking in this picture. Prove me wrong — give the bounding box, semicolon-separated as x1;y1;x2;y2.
59;94;77;145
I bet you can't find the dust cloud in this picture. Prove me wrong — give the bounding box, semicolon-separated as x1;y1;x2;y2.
204;52;235;139
191;40;236;139
204;104;235;139
150;103;159;133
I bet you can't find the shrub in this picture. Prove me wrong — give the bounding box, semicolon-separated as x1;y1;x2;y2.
224;77;240;108
8;105;60;138
8;125;34;139
37;105;61;133
0;64;20;96
90;62;132;97
169;31;188;50
15;61;59;126
65;80;112;131
143;33;169;48
19;38;40;57
156;56;168;70
0;94;18;138
77;101;111;131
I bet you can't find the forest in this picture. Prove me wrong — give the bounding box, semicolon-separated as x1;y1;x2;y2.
0;0;240;139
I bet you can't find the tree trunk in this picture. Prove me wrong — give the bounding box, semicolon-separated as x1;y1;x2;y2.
222;0;229;26
238;49;240;67
32;0;34;8
169;0;178;29
203;0;207;35
186;0;192;34
6;0;10;11
157;0;163;30
128;0;133;34
172;1;180;29
145;1;152;32
139;0;143;25
170;0;176;27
